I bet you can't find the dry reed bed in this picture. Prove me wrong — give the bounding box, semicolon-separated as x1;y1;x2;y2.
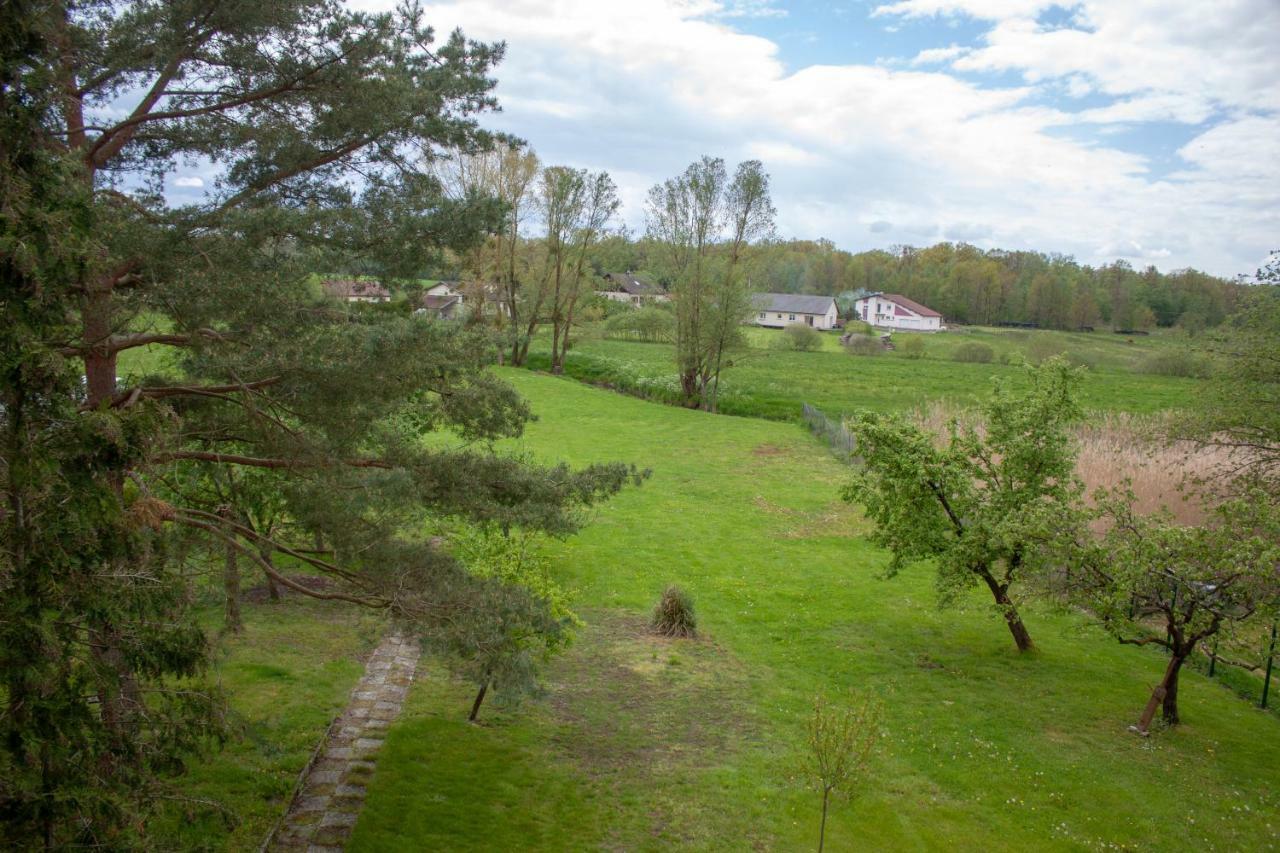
907;404;1228;525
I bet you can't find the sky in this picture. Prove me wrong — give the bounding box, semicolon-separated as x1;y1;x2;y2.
275;2;1278;276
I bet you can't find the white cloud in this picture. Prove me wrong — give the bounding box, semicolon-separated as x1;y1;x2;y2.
909;44;970;66
872;0;1057;20
341;0;1280;276
172;176;204;188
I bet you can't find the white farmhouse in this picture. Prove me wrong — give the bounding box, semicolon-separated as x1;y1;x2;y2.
753;293;840;330
852;292;942;331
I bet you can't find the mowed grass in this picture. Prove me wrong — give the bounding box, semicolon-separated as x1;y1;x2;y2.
349;370;1280;852
531;326;1205;420
150;593;384;849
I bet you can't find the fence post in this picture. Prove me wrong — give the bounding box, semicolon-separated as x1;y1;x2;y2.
1261;621;1277;710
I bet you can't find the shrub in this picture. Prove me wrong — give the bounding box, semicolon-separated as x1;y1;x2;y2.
952;342;994;363
783;323;823;352
1138;350;1213;378
898;336;926;359
651;585;697;638
603;305;674;343
844;335;881;357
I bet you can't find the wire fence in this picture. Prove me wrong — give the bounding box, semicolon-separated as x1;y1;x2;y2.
801;402;857;460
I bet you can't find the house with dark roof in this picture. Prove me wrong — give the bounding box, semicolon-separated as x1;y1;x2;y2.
753;293;840;330
599;272;670;306
322;278;391;303
852;292;942;331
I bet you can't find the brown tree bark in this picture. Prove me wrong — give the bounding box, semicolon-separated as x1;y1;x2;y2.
977;567;1035;652
468;681;489;722
224;535;242;633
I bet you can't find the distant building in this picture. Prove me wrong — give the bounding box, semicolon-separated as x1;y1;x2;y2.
322;278;391;303
852;292;942;331
598;272;670;306
753;293;840;330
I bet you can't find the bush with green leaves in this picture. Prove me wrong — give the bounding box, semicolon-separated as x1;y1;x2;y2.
951;342;994;363
652;585;698;637
897;335;926;359
603;305;675;343
1138;349;1213;378
447;525;581;720
781;323;823;352
843;335;882;357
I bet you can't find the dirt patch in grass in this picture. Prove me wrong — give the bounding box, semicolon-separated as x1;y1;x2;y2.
752;495;870;539
544;610;757;780
752;443;788;456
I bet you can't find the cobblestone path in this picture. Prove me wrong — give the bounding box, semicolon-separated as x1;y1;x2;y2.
269;633;420;851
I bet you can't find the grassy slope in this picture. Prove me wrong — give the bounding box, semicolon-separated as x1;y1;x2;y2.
350;370;1280;852
150;596;384;849
534;326;1204;420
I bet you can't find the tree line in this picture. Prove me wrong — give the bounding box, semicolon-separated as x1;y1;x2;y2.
525;236;1245;332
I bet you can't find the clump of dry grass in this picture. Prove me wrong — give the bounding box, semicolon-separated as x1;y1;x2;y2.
651;585;698;638
906;403;1224;525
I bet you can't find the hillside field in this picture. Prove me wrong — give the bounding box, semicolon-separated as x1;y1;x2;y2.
336;370;1280;852
526;325;1209;419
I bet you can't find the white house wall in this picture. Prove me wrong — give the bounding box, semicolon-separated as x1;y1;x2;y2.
755;305;838;331
854;297;940;331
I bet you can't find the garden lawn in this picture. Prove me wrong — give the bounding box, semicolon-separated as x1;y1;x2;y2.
349;370;1280;852
149;594;384;849
529;329;1205;421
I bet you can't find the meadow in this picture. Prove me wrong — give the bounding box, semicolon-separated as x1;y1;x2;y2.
334;370;1280;851
526;324;1209;420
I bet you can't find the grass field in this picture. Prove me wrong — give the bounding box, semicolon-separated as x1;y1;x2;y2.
343;370;1280;852
151;594;384;849
529;325;1207;420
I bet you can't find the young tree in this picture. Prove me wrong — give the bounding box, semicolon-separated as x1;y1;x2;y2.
644;157;774;410
553;170;620;372
842;359;1085;652
433;143;542;361
1053;490;1280;732
801;693;883;853
444;524;579;722
1;3;641;843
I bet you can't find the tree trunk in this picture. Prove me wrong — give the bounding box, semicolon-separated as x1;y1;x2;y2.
468;681;489;722
259;541;280;602
977;567;1034;652
1162;652;1188;725
1134;650;1186;734
818;787;830;853
224;538;242;633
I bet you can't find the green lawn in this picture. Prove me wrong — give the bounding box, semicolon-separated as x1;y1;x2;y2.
530;327;1205;420
150;594;384;849
348;370;1280;852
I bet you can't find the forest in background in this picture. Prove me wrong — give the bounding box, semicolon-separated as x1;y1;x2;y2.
421;234;1246;332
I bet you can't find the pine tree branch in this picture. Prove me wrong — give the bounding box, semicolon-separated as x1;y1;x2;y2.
152;450;391;470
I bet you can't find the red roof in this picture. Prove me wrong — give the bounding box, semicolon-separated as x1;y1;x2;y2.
883;293;941;318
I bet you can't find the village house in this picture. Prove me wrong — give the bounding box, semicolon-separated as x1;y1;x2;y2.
598;272;671;306
753;293;840;330
322;278;391;303
852;292;942;331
